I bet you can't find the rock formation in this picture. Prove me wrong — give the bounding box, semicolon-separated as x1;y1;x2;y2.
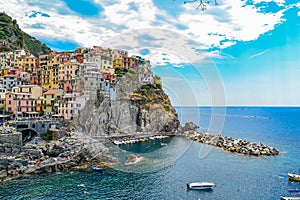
76;70;180;136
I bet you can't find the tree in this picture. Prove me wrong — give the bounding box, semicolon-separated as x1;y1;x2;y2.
182;0;219;11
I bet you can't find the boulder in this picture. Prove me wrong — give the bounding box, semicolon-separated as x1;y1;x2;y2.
183;122;199;132
125;154;143;165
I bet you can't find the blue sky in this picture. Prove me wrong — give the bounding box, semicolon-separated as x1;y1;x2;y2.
0;0;299;106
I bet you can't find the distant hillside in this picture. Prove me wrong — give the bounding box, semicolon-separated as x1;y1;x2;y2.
0;12;51;57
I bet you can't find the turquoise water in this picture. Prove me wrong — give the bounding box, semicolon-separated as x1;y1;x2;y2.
0;107;300;199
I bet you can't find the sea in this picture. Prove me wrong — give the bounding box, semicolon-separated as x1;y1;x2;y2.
0;107;300;200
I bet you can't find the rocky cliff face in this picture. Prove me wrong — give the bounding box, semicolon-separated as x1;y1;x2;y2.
76;70;180;136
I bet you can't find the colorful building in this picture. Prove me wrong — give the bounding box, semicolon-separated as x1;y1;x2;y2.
42;64;59;90
0;88;7;109
43;89;64;115
58;93;82;120
5;85;43;119
100;55;114;74
1;74;24;91
17;54;39;73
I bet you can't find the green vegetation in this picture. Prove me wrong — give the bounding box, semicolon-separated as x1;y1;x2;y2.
154;75;162;89
164;105;170;112
0;12;51;57
115;69;123;77
115;67;129;77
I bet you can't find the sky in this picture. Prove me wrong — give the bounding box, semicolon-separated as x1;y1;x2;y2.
0;0;300;106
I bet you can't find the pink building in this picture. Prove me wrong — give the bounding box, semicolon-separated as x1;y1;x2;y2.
5;85;43;119
58;93;83;120
5;92;39;118
58;63;79;94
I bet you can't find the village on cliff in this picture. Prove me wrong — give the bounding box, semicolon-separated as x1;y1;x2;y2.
0;46;155;125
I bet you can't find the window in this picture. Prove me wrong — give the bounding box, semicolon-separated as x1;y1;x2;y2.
8;100;11;105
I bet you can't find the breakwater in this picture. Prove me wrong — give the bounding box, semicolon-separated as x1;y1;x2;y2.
185;131;279;156
109;134;171;145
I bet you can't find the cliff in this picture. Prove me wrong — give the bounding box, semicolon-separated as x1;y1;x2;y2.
76;70;180;136
0;12;51;56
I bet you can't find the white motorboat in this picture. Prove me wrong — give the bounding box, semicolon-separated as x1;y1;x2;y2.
187;182;216;190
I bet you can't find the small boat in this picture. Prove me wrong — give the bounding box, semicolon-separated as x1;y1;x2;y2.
281;197;300;200
91;165;103;173
288;173;300;181
281;189;300;200
187;182;216;190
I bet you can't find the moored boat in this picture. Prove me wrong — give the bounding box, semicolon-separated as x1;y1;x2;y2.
288;173;300;181
91;165;103;173
281;189;300;200
187;182;216;190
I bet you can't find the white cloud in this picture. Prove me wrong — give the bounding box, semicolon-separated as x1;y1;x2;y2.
0;0;293;62
178;0;286;49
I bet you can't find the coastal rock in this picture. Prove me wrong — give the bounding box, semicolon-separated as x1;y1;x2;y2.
0;131;119;183
125;154;144;165
189;131;279;157
182;122;199;132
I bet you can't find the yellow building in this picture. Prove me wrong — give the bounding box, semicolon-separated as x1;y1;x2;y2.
100;55;114;74
43;89;64;115
42;64;59;90
42;65;51;90
0;67;9;77
17;54;39;73
41;53;58;90
113;58;123;69
50;64;59;89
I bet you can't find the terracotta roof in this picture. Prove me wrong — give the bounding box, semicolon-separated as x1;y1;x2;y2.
44;89;63;95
